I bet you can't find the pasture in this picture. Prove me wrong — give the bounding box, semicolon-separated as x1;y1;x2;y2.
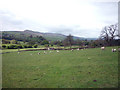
2;47;118;88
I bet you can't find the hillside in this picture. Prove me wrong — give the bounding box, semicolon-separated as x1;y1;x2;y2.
0;30;97;41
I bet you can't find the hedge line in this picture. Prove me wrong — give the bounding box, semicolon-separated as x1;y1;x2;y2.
2;44;38;49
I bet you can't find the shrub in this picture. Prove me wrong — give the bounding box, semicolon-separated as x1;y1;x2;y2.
33;44;38;48
14;45;18;49
2;45;6;48
44;44;49;47
9;45;16;49
17;45;23;49
51;44;53;47
6;46;9;49
27;45;33;48
23;45;28;48
41;40;49;45
60;44;64;46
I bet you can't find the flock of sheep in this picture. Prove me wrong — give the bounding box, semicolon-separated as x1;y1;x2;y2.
17;47;120;55
101;46;120;52
36;48;83;55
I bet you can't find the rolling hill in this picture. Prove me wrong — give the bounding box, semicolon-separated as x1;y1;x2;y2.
0;30;97;41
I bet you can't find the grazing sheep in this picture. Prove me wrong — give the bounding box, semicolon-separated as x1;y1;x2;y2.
77;48;79;50
112;49;116;52
44;51;47;54
56;50;59;53
48;48;50;50
101;47;105;50
88;57;91;60
30;54;32;55
114;49;116;52
18;52;20;54
118;48;120;52
38;52;40;55
71;49;73;51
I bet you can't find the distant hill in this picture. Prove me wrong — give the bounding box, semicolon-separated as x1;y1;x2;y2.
0;30;97;41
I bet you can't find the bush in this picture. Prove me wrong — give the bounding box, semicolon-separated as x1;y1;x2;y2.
41;40;49;45
2;45;6;48
14;45;18;49
27;45;33;48
9;45;16;49
33;44;38;48
44;44;49;47
23;45;28;48
6;46;9;49
17;45;23;49
60;44;64;46
51;44;53;47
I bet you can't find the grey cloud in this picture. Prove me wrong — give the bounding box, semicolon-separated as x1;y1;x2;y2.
45;25;74;35
0;1;117;38
42;25;100;38
93;2;118;24
0;10;23;25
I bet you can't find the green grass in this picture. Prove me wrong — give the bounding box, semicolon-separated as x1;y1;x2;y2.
1;45;76;53
2;47;118;88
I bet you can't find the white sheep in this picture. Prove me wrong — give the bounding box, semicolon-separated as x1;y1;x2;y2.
48;48;50;50
18;52;20;54
114;49;116;52
30;54;32;55
112;49;116;52
56;50;59;53
88;57;91;60
77;48;79;50
44;51;47;54
101;47;105;50
38;52;40;55
118;48;120;52
71;49;73;51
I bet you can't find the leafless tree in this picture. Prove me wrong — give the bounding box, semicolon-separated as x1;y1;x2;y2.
63;34;74;49
100;23;118;46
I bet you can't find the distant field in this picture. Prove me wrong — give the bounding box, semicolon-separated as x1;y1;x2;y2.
1;45;79;53
2;47;118;88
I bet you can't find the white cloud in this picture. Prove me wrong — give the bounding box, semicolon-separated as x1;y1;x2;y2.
0;0;118;38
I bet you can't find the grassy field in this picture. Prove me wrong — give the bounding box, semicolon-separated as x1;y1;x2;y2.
2;47;118;88
1;45;79;53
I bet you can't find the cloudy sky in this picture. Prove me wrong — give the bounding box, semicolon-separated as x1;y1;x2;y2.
0;0;118;38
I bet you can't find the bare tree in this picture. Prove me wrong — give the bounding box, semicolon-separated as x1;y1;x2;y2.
100;23;118;46
63;34;74;49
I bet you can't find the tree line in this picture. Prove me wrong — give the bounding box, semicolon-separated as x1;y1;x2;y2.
1;23;119;49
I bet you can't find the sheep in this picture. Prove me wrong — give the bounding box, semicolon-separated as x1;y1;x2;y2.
88;57;91;60
101;47;105;50
114;49;116;52
56;50;59;53
77;48;79;50
38;52;40;55
112;49;116;52
18;52;20;54
118;48;120;52
44;51;47;54
71;49;73;51
48;48;50;50
30;54;32;55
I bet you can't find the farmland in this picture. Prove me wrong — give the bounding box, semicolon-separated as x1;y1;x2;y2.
2;46;118;88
